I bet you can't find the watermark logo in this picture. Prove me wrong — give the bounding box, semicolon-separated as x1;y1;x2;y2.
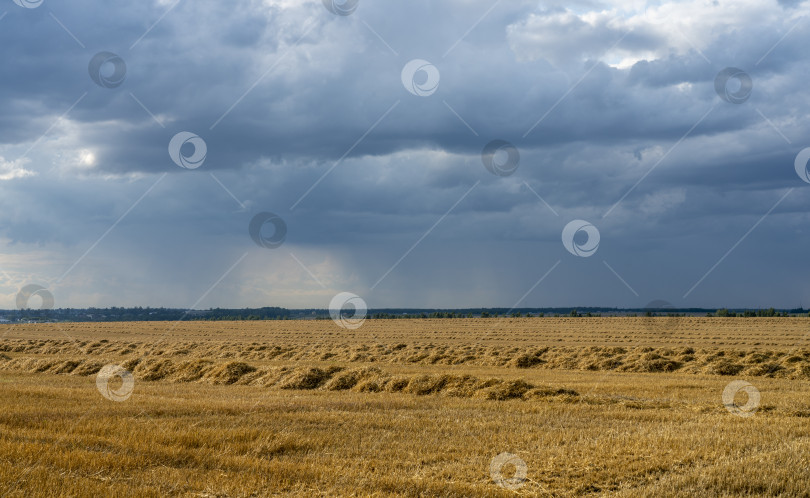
169;132;207;170
562;220;600;257
794;147;810;183
722;380;760;417
322;0;358;16
641;299;683;335
644;2;668;25
249;212;287;249
482;140;520;177
12;0;43;8
329;292;367;329
490;452;527;490
714;67;752;104
401;59;440;97
16;284;54;310
96;364;135;402
88;52;127;89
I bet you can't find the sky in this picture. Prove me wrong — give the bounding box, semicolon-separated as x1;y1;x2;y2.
0;0;809;310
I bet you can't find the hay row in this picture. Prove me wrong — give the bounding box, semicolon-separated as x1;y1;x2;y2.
0;355;579;401
3;340;810;379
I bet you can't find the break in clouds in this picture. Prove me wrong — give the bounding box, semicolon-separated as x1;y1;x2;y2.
0;0;809;309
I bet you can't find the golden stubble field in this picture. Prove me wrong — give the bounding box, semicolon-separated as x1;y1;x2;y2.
1;317;810;496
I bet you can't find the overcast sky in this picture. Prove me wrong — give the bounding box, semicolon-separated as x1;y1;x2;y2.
1;0;809;310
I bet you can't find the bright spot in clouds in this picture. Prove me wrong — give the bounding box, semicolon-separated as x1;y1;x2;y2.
79;150;96;168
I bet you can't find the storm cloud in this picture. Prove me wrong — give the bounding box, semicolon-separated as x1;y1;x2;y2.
0;0;809;309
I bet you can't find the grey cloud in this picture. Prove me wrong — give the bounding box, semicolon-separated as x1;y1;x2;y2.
0;0;808;308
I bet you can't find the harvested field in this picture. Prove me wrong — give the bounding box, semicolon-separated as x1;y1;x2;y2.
2;318;810;496
2;316;809;347
3;318;810;383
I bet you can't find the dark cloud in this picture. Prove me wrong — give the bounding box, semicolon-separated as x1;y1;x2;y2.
0;0;808;309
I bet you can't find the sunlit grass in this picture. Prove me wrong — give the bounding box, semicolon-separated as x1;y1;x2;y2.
1;318;809;496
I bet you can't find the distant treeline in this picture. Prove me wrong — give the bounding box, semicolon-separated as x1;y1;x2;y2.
0;305;807;323
0;306;290;323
